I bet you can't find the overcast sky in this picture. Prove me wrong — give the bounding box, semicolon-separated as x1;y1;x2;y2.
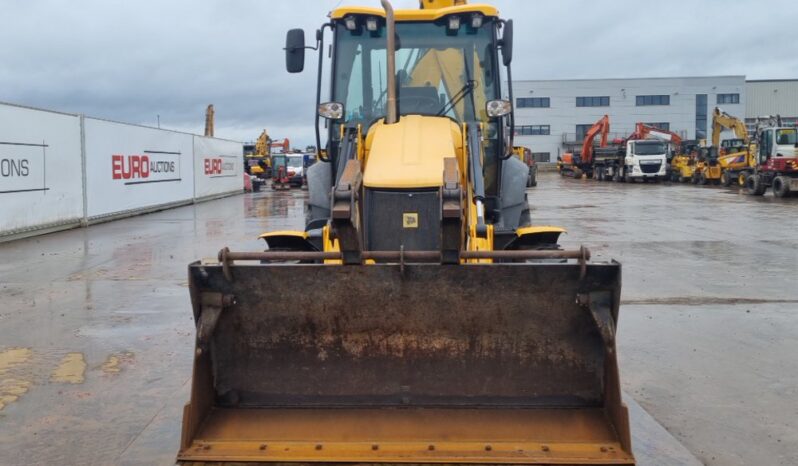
2;0;796;145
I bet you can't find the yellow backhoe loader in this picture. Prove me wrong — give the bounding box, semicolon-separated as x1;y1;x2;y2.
178;1;634;465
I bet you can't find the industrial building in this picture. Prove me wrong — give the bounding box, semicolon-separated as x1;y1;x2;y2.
745;79;798;128
513;76;797;162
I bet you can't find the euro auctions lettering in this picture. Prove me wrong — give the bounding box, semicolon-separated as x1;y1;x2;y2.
204;157;236;177
112;154;178;184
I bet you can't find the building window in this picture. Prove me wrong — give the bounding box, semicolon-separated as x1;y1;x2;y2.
696;94;708;139
531;152;551;163
516;125;550;136
636;95;670;106
576;96;609;107
645;122;671;131
717;93;740;104
517;97;550;108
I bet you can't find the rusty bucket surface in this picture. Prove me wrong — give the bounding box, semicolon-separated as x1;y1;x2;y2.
179;261;634;465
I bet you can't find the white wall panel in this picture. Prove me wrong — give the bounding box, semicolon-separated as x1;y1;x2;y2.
84;118;195;218
0;103;83;235
193;136;244;199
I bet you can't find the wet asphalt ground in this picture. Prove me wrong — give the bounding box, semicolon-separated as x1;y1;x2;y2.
0;172;796;465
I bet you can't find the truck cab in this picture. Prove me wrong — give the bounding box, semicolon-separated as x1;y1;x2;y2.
758;127;798;162
747;127;798;197
625;139;668;181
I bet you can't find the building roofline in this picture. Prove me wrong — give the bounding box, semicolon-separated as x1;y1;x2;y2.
746;79;798;83
513;75;746;83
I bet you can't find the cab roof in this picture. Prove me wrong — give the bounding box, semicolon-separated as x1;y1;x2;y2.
330;4;499;21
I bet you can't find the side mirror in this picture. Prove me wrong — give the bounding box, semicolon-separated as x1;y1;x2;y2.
285;29;306;73
486;100;512;119
318;102;345;121
501;20;513;66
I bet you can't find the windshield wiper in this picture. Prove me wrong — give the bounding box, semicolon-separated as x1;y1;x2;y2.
437;80;477;117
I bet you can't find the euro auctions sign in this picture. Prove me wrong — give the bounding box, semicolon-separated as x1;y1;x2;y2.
112;152;181;185
203;156;238;177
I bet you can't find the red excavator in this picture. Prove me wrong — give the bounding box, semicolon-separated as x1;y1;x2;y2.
628;123;682;147
559;115;610;178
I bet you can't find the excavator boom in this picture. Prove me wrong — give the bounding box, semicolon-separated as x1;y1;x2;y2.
712;107;749;147
581;115;611;164
204;104;215;138
630;123;682;146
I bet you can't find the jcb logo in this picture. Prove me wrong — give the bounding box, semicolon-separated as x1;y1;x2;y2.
403;213;419;229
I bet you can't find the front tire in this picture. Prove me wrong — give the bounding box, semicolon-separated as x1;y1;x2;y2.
746;174;766;196
721;170;732;187
773;176;791;198
738;172;749;188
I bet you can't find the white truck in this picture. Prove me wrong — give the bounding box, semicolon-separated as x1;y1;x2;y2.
593;139;670;182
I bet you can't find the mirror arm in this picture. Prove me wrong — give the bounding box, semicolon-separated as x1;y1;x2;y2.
500;21;515;160
504;62;515;159
315;24;332;162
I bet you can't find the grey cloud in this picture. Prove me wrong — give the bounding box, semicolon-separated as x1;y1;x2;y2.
1;0;796;145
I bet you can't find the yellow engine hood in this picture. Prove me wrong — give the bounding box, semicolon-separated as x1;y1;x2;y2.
363;115;462;189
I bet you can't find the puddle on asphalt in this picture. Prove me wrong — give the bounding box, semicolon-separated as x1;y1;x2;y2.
0;347;34;411
51;353;86;384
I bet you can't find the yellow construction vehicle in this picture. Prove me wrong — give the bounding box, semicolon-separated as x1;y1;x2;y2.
670;140;701;182
244;130;272;178
178;1;634;465
694;108;757;186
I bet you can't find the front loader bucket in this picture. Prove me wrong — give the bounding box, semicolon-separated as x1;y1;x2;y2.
179;260;634;465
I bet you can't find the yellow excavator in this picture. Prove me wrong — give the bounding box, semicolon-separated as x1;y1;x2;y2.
713;108;758;187
178;1;634;465
245;130;272;178
693;108;757;186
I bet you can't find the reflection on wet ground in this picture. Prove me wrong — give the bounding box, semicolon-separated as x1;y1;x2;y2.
0;176;796;465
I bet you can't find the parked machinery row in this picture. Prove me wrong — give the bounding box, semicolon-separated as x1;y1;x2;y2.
559;116;678;183
558;111;798;197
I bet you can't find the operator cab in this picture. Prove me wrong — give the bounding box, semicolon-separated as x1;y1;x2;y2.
758;127;798;162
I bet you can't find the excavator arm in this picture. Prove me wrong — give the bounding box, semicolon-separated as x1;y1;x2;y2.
255;130;270;156
630;123;682;146
581;115;610;164
712;107;748;147
204;104;215;138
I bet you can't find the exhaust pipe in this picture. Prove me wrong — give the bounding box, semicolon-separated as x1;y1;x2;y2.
381;0;398;124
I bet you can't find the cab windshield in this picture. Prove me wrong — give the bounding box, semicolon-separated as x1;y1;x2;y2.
633;141;667;155
776;129;797;145
333;19;499;130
